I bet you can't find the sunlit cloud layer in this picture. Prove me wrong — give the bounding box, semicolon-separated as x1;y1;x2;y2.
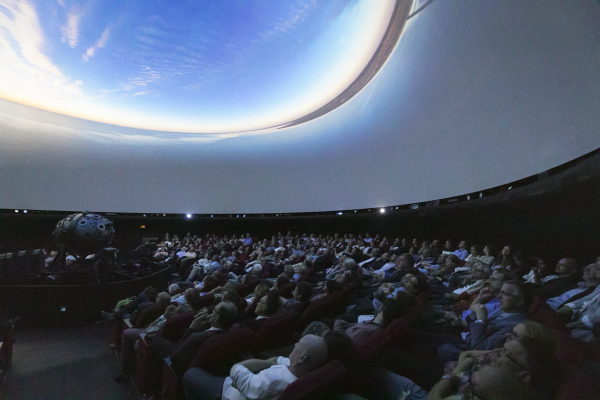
0;0;396;133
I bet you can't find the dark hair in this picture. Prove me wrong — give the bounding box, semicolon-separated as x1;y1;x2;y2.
222;288;240;304
518;336;561;400
276;274;290;288
264;291;281;316
400;253;415;268
217;301;238;329
295;281;312;302
323;331;356;367
325;279;342;294
503;280;533;310
185;288;204;311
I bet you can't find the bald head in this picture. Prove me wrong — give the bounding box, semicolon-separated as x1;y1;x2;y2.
288;334;328;378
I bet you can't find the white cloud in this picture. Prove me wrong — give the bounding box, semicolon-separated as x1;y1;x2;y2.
60;12;80;48
83;26;110;61
57;0;65;6
0;0;83;106
133;91;149;96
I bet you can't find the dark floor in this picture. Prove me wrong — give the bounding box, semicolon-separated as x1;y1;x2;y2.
1;325;137;400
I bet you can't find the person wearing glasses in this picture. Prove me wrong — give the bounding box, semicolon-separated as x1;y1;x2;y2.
438;281;531;362
426;335;560;400
364;327;559;400
531;258;579;299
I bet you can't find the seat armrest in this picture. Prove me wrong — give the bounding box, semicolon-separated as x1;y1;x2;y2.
123;318;133;329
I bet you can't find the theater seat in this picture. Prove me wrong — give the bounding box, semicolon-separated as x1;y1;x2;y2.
279;360;347;400
158;312;197;343
556;363;600;400
297;291;349;330
189;327;254;376
252;311;299;356
528;295;567;331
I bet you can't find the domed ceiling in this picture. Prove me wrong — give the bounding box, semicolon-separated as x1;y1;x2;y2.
0;0;399;133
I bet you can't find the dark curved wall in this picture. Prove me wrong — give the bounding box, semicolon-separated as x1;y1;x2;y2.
0;267;172;328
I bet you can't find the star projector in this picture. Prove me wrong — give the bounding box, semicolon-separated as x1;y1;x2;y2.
53;211;115;255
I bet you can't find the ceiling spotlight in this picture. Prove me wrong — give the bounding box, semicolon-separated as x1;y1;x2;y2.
243;215;246;217
186;214;192;218
508;186;513;190
143;214;146;217
479;192;483;198
467;195;470;200
14;210;18;213
23;210;27;213
395;207;398;209
354;210;357;213
210;215;213;217
236;215;239;217
380;208;386;213
337;212;343;215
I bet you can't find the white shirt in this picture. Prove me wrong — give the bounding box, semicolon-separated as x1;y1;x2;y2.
453;280;485;295
373;262;396;275
222;357;296;400
546;282;590;310
522;271;559;284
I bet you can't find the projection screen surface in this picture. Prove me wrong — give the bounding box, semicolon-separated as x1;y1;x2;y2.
1;0;599;214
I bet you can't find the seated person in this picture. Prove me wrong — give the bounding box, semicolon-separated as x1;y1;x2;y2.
101;286;158;322
115;291;171;379
390;334;560;400
550;262;599;311
151;300;239;377
532;258;579;299
304;298;409;343
437;281;531;362
280;281;312;314
443;270;510;325
522;256;558;284
562;264;600;342
238;291;282;332
182;334;329;400
374;253;416;284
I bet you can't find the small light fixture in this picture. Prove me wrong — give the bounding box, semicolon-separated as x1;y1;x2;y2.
23;210;27;213
467;195;470;200
380;208;386;213
210;215;213;217
243;215;246;217
479;192;483;198
337;212;343;215
186;214;192;219
143;214;146;217
14;210;18;213
508;186;513;190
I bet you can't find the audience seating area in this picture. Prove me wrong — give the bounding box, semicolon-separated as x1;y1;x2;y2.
97;232;600;398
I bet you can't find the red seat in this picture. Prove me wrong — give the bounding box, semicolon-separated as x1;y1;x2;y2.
279;360;347;400
158;312;196;342
297;291;348;329
528;295;567;331
252;311;299;355
189;327;254;376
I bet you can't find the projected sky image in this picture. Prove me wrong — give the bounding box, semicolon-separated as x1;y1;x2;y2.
0;0;395;133
1;0;599;214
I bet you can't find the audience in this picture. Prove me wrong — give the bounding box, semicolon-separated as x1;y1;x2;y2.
104;231;599;399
